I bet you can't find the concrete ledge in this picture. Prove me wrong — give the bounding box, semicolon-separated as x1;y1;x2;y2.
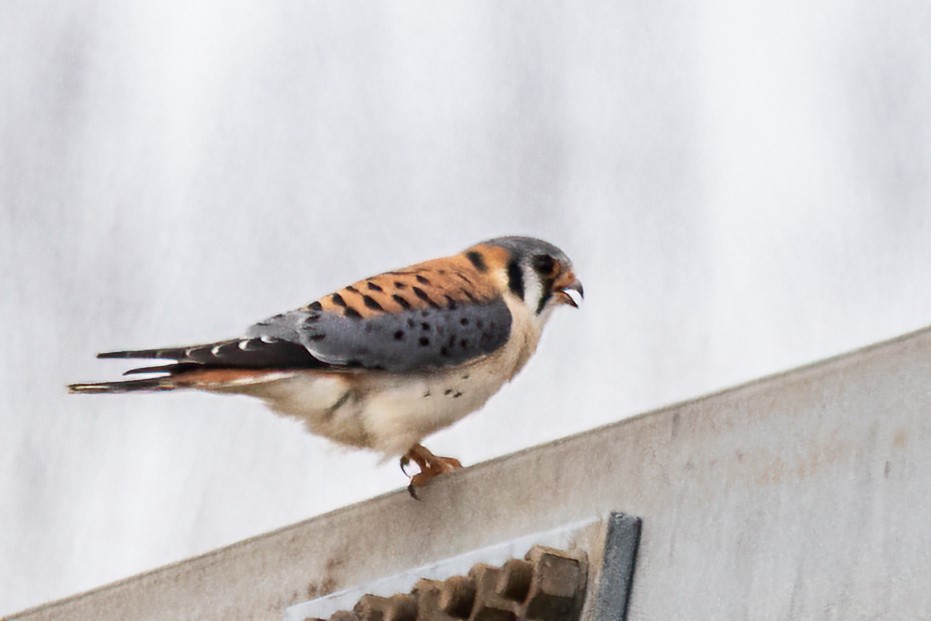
11;326;931;620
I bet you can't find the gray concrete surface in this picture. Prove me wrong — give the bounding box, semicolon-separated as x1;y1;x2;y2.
10;325;931;620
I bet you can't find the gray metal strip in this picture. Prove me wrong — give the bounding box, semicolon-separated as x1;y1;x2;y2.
592;512;642;621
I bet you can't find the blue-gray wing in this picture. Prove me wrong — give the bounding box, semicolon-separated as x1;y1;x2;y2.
245;298;512;372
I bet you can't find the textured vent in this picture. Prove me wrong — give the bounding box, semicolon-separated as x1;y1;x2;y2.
304;546;587;621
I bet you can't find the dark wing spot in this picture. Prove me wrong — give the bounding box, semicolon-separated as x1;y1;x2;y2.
344;307;362;319
444;295;458;309
412;287;440;308
461;288;478;302
421;322;430;331
394;281;407;289
415;274;431;285
453;391;462;398
444;388;453;395
331;293;347;307
393;294;411;310
345;285;360;294
367;282;383;292
460;317;469;326
308;301;323;312
418;337;430;346
466;251;487;272
362;295;384;311
394;330;405;340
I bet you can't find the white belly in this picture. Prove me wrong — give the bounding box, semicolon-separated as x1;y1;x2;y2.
225;294;547;457
249;351;511;456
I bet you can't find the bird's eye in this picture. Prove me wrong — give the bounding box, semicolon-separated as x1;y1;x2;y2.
532;254;556;275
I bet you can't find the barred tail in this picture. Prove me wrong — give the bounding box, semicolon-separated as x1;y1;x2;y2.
67;377;177;394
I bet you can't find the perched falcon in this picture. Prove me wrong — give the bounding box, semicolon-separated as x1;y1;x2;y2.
70;236;583;495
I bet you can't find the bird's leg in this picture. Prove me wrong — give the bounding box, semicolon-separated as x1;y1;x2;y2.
400;443;463;498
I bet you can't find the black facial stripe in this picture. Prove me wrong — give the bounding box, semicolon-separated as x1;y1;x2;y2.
534;274;558;314
507;259;524;300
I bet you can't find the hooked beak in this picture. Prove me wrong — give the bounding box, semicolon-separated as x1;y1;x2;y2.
555;275;584;308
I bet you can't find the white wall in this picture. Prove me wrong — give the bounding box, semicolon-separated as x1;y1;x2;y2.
2;0;930;613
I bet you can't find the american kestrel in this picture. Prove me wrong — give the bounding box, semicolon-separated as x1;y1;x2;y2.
70;236;583;495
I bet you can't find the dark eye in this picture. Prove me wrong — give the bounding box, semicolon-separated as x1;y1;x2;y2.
532;254;556;275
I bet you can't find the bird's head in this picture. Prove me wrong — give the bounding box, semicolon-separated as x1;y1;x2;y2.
468;236;583;318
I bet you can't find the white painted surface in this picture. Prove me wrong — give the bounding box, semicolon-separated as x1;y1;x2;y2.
3;0;931;613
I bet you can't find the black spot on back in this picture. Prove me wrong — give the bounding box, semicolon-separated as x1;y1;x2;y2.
331;293;347;307
418;336;430;347
308;301;323;312
362;295;384;311
393;294;412;310
366;282;383;292
466;251;487;272
394;330;405;340
394;281;407;289
345;285;359;294
344;307;362;319
412;287;440;308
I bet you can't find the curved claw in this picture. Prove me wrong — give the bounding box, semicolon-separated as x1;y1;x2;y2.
400;444;464;499
399;455;411;477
